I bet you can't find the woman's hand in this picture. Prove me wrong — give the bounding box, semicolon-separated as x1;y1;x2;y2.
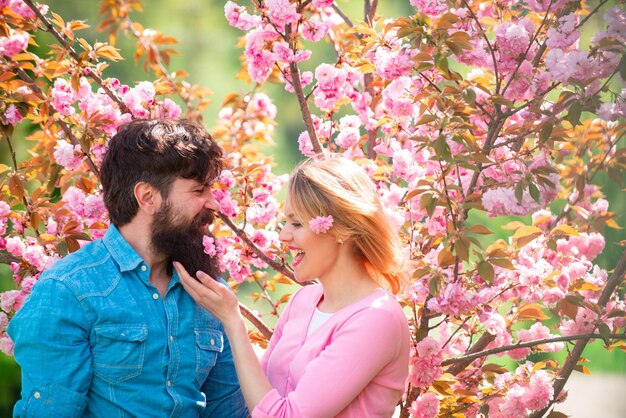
174;261;243;330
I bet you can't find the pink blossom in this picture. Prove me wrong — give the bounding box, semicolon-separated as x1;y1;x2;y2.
63;186;86;216
203;236;217;257
0;30;29;57
245;27;279;84
0;289;25;312
3;104;23;125
217;170;235;189
53;139;83;171
496;20;534;72
556;232;605;261
83;194;106;219
309;215;333;234
156;98;181;119
224;1;261;31
374;47;415;80
265;0;300;31
301;17;330;42
382;76;415;119
312;0;334;8
527;0;572;13
334;128;360;148
51;78;76;116
313;64;351;111
247;199;279;225
408;392;440;418
409;337;443;388
523;370;554;411
5;236;25;257
546;13;579;49
8;0;38;18
298;131;316;157
605;7;626;42
280;69;313;93
248;93;277;119
23;244;48;270
122;81;155;118
409;0;447;16
0;334;13;356
559;307;598;336
427;282;476;316
0;201;10;218
213;189;239;218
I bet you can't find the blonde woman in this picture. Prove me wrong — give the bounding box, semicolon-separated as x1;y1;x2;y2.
177;157;410;418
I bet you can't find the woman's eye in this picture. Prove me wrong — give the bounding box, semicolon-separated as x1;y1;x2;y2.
291;222;302;228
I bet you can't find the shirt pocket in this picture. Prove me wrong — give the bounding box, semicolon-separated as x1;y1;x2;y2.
93;325;148;385
194;328;224;385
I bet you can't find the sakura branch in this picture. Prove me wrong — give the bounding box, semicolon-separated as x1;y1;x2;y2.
23;0;130;114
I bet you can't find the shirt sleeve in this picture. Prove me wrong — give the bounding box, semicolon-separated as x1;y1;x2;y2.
252;308;405;418
200;283;248;418
8;277;91;418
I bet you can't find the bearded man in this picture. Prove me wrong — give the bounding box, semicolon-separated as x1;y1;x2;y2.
8;119;248;418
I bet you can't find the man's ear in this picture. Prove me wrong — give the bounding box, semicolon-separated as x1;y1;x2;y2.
134;182;162;215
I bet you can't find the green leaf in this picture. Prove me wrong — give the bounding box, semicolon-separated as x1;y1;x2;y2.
477;260;494;284
598;322;612;345
619;53;626;81
515;182;524;204
529;182;540;203
566;102;582;126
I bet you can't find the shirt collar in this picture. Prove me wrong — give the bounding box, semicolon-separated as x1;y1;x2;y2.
102;225;145;272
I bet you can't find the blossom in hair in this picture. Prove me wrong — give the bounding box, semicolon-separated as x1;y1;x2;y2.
309;215;333;234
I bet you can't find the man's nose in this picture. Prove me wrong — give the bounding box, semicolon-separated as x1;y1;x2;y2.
205;192;220;212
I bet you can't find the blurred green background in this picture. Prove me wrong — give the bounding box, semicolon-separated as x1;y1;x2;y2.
0;1;623;416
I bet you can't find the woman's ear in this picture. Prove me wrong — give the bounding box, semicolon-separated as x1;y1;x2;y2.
134;182;162;215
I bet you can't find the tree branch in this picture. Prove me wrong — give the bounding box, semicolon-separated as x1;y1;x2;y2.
23;0;130;114
239;302;273;340
529;248;626;418
443;332;626;367
217;213;295;281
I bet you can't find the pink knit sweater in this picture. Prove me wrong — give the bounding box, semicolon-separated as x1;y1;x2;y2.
252;284;410;418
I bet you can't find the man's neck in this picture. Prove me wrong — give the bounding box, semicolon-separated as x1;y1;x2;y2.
117;219;171;296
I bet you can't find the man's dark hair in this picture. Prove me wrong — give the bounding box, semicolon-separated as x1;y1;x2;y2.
100;118;224;226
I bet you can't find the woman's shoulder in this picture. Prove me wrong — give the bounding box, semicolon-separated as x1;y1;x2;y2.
341;289;408;330
290;283;324;305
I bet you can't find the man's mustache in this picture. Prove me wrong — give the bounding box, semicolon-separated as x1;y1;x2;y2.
193;209;216;229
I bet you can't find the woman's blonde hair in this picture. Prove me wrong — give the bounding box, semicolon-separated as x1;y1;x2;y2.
288;156;406;294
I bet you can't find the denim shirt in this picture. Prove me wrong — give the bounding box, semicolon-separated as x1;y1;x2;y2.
8;226;247;418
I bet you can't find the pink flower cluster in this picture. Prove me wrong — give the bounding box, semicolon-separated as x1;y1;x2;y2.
410;0;447;17
408;391;440;418
309;215;333;234
0;29;29;57
53;139;83;171
3;104;23;125
487;368;554;417
408;336;443;388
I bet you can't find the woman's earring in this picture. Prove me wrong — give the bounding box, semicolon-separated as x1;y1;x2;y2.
338;238;344;245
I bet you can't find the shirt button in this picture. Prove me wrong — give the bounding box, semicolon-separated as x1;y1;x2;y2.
167;380;172;387
152;293;159;300
210;339;215;346
141;265;147;272
169;335;174;342
33;392;41;399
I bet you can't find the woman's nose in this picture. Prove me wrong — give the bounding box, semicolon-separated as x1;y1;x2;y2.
278;225;290;242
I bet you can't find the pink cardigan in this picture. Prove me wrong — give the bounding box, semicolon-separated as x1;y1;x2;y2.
252;284;410;418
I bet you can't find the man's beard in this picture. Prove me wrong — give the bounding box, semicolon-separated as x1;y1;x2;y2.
150;200;219;280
